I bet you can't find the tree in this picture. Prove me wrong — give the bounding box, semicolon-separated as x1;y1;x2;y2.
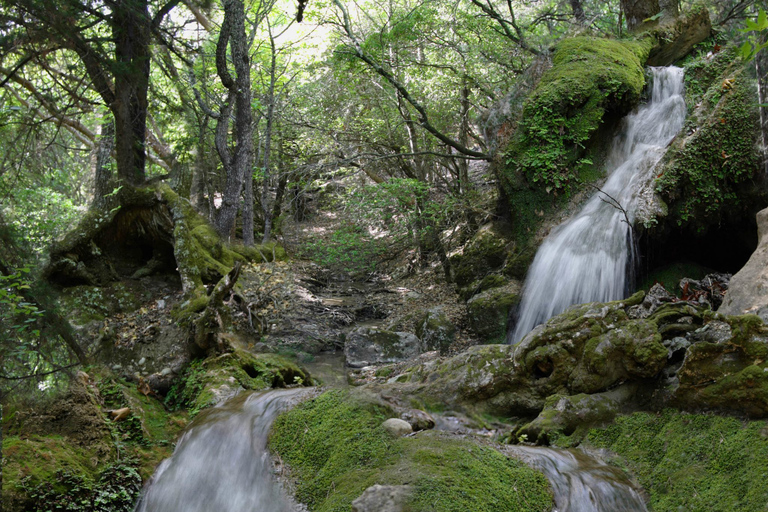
4;0;183;186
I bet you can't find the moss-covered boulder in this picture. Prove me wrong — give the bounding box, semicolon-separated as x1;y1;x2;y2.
415;308;456;355
449;223;511;287
268;389;553;512
501;36;653;197
671;315;768;417
166;348;312;414
466;281;521;343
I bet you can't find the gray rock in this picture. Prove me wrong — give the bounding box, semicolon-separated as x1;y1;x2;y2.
720;208;768;321
382;418;413;437
352;485;413;512
400;409;435;431
345;327;422;368
627;283;673;319
467;282;520;342
160;367;172;376
415;308;456;354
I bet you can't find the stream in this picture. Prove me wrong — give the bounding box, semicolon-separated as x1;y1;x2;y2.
505;446;648;512
134;388;309;512
511;66;687;343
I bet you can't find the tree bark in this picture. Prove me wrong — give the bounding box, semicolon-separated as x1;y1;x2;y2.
214;0;254;241
91;119;115;210
570;0;586;24
621;0;660;31
261;24;279;244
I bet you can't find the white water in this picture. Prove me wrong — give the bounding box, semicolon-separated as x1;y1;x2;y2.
134;388;308;512
510;67;686;344
507;445;648;512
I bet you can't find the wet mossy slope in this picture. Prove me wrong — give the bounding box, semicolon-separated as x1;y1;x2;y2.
587;410;768;512
269;389;553;512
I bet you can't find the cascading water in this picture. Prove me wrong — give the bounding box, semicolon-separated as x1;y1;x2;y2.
510;67;687;344
134;388;309;512
505;445;648;512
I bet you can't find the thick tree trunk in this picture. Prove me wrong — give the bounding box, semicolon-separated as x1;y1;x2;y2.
91;119;115;210
214;0;254;241
570;0;586;25
621;0;660;31
111;0;151;185
261;27;278;244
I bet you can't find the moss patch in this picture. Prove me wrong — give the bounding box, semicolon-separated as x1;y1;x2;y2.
503;36;652;195
586;410;768;512
269;390;552;512
654;57;763;231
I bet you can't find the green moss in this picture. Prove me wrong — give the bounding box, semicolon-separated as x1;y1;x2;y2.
586;410;768;512
503;36;651;195
269;390;552;512
450;224;510;287
166;350;311;415
654;64;762;230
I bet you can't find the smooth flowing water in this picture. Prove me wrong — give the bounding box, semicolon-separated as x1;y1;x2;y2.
511;67;686;343
134;388;308;512
506;445;648;512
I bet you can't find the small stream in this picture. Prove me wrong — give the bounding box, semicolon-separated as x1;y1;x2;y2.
134;388;309;512
505;445;648;512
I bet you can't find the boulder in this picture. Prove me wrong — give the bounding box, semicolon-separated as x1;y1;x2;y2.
720;207;768;322
351;485;413;512
382;418;413;437
345;327;422;368
646;7;711;66
400;409;435;431
415;308;456;354
467;282;521;342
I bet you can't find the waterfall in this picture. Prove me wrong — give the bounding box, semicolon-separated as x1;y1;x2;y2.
505;445;648;512
134;389;308;512
510;67;686;344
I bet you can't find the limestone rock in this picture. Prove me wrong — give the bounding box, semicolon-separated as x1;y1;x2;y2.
345;327;422;368
720;207;768;322
352;485;413;512
415;308;456;354
382;418;413;437
646;7;711;66
467;282;521;342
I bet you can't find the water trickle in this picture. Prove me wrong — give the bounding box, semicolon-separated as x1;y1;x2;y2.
510;67;686;344
134;388;309;512
506;445;648;512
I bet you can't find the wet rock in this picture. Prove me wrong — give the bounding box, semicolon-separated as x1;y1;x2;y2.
415;307;457;355
351;485;413;512
345;327;422;368
467;282;520;343
382;418;413;437
720;207;768;321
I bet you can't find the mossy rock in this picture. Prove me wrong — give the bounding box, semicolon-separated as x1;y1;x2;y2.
466;281;521;343
415;308;457;355
344;327;422;368
671;314;768;417
502;36;653;197
653;57;764;232
167;349;312;414
269;389;553;512
450;223;512;287
586;409;768;512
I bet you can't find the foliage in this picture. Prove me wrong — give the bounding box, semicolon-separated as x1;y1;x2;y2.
269;389;552;512
739;8;768;61
586;410;768;512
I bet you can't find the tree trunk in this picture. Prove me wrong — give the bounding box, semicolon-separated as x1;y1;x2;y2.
621;0;660;31
91;119;115;210
111;0;151;185
214;0;254;241
570;0;586;24
261;23;279;244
